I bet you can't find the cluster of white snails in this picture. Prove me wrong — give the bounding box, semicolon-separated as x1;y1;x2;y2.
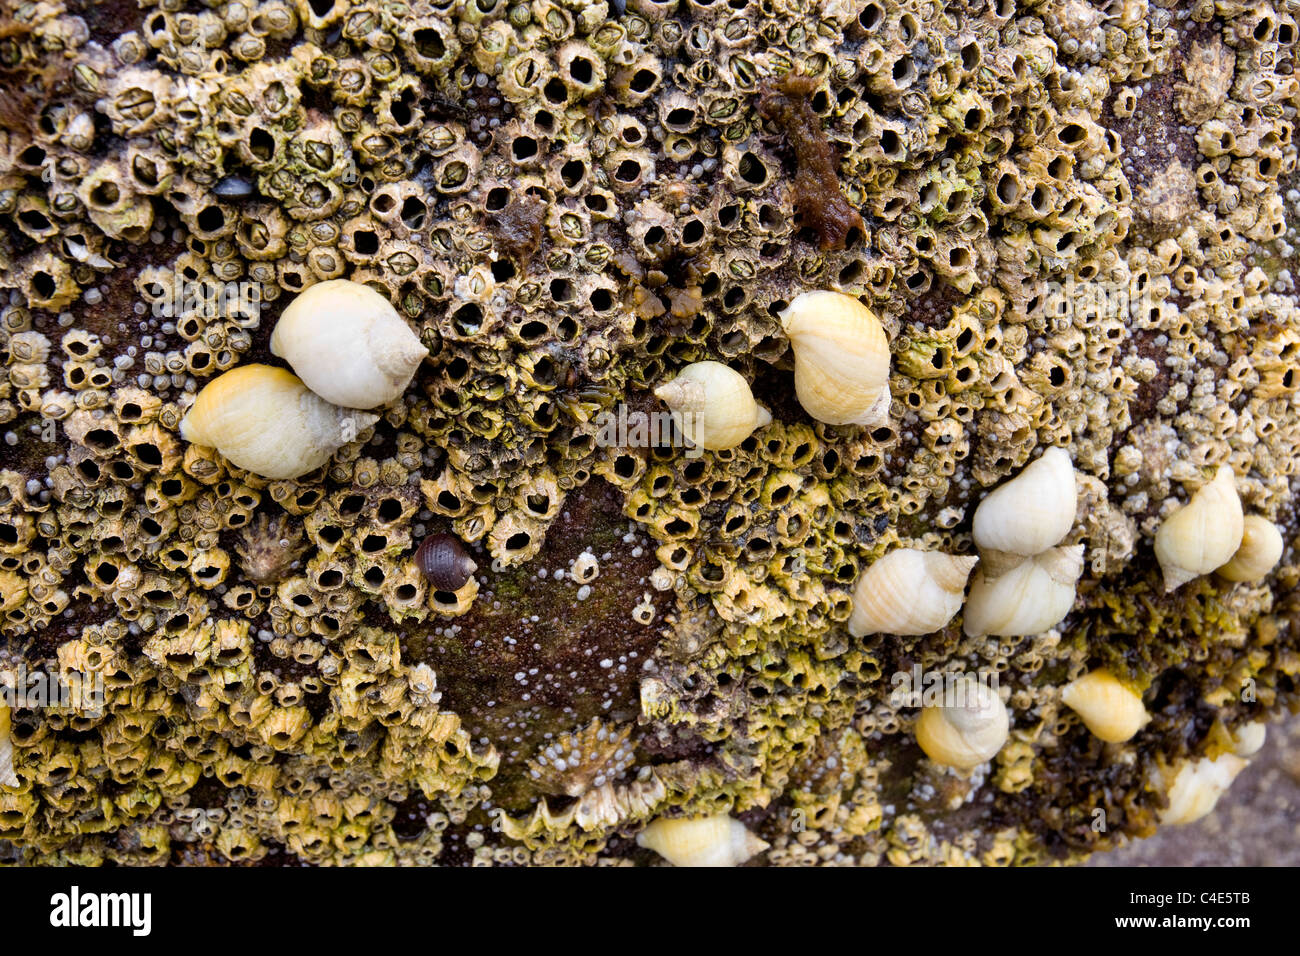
654;290;889;450
180;279;427;479
1154;464;1283;592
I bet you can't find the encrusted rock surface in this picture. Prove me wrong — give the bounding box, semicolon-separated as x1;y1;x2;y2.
0;0;1298;865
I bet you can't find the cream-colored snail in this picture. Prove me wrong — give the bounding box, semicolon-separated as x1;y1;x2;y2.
1229;721;1266;757
779;290;891;426
972;447;1077;575
180;365;378;480
915;676;1009;770
654;361;771;450
1060;668;1149;743
636;814;769;867
962;544;1083;637
848;549;977;637
1154;464;1243;592
0;703;17;788
270;278;426;409
1216;515;1283;583
1158;753;1247;825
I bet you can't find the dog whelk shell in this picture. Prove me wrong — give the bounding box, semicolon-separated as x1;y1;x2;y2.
1159;753;1247;824
915;676;1009;770
270;278;426;409
1060;668;1149;743
962;544;1083;637
848;549;977;637
180;365;379;480
636;814;769;867
416;533;478;591
654;361;771;450
0;704;17;787
779;290;891;426
972;447;1077;575
1154;464;1243;592
1230;721;1266;757
1216;515;1283;583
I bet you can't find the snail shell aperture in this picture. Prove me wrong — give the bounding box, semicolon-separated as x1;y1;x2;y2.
417;533;478;590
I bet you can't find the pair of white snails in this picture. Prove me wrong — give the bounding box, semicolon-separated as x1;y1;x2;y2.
654;290;890;450
181;280;426;479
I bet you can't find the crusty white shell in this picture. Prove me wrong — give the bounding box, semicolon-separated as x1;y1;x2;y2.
654;361;771;450
1154;464;1243;592
848;549;977;637
1160;753;1247;825
779;290;891;426
271;278;426;409
1060;668;1149;743
962;544;1083;637
972;447;1077;574
915;677;1009;770
636;814;769;867
180;365;378;480
1216;514;1283;583
0;704;17;788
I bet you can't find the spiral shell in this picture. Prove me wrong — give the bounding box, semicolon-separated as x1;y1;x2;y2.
0;704;17;788
416;533;478;591
1216;514;1283;583
270;278;427;409
972;447;1077;575
962;544;1083;637
848;549;977;637
654;361;771;450
1060;668;1149;743
915;676;1009;770
1159;753;1247;824
779;290;892;426
180;365;378;480
1230;721;1266;757
636;814;769;867
1154;464;1243;592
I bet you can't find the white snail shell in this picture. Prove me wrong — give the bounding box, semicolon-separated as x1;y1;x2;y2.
915;676;1009;770
962;544;1083;637
180;365;378;480
1060;668;1149;743
654;361;771;450
1230;721;1266;757
779;290;891;426
0;704;17;788
1216;514;1283;583
848;549;977;637
972;447;1077;576
636;814;769;867
1154;464;1243;592
270;278;426;409
1159;753;1247;825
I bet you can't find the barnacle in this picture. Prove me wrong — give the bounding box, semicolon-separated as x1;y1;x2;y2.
0;0;1295;871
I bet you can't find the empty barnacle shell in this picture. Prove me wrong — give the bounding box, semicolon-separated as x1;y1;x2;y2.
416;533;478;590
779;290;891;426
1154;464;1243;592
847;549;977;637
1158;753;1247;825
1060;668;1149;743
0;704;16;788
962;544;1084;637
654;361;771;450
270;278;427;409
180;365;378;480
972;447;1077;576
915;676;1009;770
1216;515;1283;583
636;814;768;867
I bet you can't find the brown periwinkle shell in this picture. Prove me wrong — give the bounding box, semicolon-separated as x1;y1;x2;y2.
417;533;478;590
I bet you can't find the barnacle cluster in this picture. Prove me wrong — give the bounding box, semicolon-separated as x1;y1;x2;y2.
1;0;1299;866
